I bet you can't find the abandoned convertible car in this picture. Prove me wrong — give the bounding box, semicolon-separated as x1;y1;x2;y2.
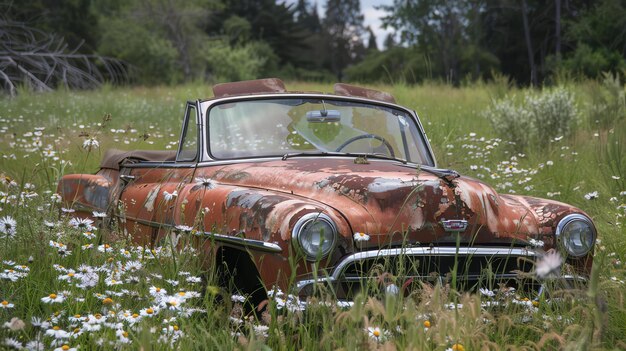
58;78;596;301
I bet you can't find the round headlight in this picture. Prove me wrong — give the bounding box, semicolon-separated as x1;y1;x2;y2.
556;214;596;257
292;213;337;260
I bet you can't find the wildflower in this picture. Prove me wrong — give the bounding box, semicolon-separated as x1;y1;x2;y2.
45;326;69;339
535;251;563;278
82;137;99;149
69;217;95;231
163;190;178;201
0;216;17;238
479;288;495;297
102;297;114;305
3;317;25;331
140;306;158;317
528;238;545;248
41;293;66;304
195;177;216;189
451;344;465;351
231;294;246;303
367;327;387;342
353;232;370;242
25;340;45;351
53;344;77;351
584;191;599;200
4;338;22;349
0;300;14;309
92;211;107;218
423;320;431;328
175;225;193;233
162;296;183;310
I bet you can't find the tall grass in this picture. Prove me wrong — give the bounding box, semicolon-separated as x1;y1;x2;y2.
0;80;625;349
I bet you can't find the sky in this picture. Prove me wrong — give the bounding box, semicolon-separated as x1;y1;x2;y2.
285;0;395;49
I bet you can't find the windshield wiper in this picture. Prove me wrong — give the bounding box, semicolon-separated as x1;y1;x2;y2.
282;151;407;164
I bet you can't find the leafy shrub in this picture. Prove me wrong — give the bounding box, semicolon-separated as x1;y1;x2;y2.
485;87;578;151
206;40;277;82
587;72;625;128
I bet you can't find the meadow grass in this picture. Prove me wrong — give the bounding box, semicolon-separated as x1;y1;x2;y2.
0;80;625;350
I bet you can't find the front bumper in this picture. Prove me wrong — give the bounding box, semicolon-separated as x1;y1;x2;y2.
295;247;586;299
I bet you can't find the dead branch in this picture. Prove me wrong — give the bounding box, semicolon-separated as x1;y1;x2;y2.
0;19;130;96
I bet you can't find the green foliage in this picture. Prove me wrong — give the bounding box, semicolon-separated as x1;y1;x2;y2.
206;40;276;82
586;72;626;128
485;87;578;151
98;18;179;84
561;44;626;78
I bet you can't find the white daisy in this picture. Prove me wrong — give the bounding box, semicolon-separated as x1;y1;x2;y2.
353;232;370;242
535;250;563;278
0;216;17;238
41;293;66;304
163;190;178;201
194;177;216;189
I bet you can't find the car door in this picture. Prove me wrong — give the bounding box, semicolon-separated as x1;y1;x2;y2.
118;102;199;246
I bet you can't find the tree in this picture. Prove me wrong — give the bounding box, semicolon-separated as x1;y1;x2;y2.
366;26;378;51
323;0;365;81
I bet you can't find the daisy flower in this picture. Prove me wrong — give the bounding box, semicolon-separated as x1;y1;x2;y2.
163;190;178;201
69;217;95;231
140;306;159;317
353;232;370;242
1;300;14;309
41;293;66;304
53;344;78;351
3;338;22;349
535;250;563;278
45;326;69;339
92;211;107;218
367;326;388;342
82;137;99;149
584;191;599;200
0;216;17;238
194;177;216;189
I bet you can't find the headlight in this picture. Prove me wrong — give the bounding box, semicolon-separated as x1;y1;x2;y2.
556;214;596;257
292;213;337;260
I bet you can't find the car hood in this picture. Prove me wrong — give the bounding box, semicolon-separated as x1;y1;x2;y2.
205;158;579;249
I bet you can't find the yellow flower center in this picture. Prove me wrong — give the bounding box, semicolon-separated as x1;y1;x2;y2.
146;308;154;314
95;313;102;319
452;344;465;351
423;320;431;328
53;326;60;330
49;293;57;299
74;314;81;318
156;288;161;292
532;300;539;307
1;300;8;306
123;331;129;337
373;329;380;337
124;250;130;255
359;232;365;237
173;325;179;331
168;300;178;306
67;273;74;277
104;244;110;249
62;345;70;351
74;328;80;333
103;298;113;305
132;313;139;318
178;292;185;296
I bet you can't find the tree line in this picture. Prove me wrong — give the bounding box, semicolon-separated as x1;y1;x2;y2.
1;0;626;90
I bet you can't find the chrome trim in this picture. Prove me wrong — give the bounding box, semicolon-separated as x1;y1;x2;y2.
441;219;468;232
555;213;597;257
295;247;540;294
329;247;538;281
117;215;282;253
198;231;282;253
291;213;338;261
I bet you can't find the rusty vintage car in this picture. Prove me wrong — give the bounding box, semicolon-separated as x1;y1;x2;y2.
58;78;596;302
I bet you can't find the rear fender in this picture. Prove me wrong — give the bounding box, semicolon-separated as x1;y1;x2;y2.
57;174;111;213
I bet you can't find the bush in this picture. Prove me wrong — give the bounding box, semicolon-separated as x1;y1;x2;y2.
587;72;626;128
206;40;277;82
485;87;578;151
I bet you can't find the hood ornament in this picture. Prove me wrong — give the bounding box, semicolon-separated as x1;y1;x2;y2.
441;219;468;232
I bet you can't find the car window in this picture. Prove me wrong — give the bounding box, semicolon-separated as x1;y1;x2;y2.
208;98;433;165
177;104;198;162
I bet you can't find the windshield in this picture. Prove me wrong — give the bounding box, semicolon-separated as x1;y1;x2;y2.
208;98;432;164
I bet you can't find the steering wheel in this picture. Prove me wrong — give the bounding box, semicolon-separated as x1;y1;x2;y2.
335;134;395;157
